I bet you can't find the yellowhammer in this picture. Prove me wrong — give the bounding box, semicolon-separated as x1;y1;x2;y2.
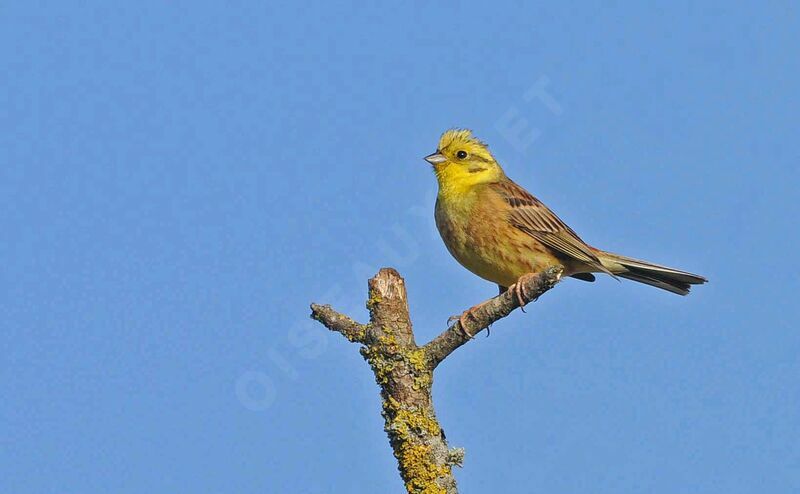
426;129;706;327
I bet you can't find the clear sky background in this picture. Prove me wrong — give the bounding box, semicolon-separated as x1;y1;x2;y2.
2;2;799;493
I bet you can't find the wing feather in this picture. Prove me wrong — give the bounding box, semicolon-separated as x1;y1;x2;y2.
489;180;613;275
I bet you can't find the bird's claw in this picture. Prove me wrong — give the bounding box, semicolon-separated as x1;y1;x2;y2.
513;282;527;312
449;307;483;339
510;273;539;311
458;310;477;339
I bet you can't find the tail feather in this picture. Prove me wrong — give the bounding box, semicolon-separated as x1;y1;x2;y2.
598;251;707;296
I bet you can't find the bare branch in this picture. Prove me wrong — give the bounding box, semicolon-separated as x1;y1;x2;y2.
310;266;563;493
309;303;368;343
423;266;563;368
366;268;416;348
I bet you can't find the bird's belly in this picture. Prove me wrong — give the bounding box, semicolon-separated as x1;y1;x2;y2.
435;201;559;287
451;241;533;288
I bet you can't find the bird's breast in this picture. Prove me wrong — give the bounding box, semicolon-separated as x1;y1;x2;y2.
435;192;553;287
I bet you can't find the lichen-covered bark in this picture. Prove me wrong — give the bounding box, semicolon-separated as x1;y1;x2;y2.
311;266;562;493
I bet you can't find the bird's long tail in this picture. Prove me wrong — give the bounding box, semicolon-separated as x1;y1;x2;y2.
597;251;707;296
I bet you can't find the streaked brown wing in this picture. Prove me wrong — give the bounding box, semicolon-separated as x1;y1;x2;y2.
489;180;612;274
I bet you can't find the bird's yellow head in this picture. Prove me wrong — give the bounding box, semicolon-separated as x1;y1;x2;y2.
425;129;505;195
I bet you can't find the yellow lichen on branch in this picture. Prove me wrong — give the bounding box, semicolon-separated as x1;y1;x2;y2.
310;267;563;493
383;399;450;494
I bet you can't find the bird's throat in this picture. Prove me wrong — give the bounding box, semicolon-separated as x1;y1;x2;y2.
434;163;503;199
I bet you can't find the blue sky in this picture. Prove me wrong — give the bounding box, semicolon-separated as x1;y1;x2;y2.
2;2;798;493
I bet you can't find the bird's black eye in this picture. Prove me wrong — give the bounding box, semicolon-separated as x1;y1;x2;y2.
456;150;468;159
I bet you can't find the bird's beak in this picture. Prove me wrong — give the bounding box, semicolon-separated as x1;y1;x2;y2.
424;152;447;165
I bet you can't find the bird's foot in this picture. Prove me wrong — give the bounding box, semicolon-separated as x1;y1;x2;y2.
448;302;490;339
509;272;541;312
447;310;476;339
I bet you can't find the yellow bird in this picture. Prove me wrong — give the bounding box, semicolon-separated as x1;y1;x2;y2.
426;129;706;329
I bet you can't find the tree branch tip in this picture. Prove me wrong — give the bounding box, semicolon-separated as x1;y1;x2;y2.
309;303;335;323
545;265;564;282
367;267;408;307
309;303;368;343
375;266;402;278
